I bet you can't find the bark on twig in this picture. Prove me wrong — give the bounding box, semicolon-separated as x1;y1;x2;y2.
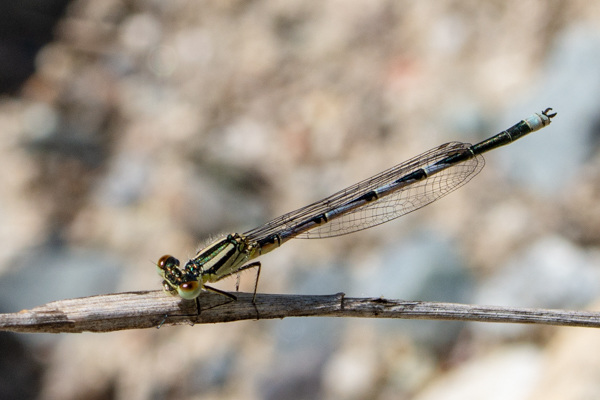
1;291;599;333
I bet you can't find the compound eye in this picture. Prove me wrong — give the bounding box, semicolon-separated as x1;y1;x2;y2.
177;281;202;300
157;255;180;270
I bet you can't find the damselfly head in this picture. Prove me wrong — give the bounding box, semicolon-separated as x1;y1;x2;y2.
157;254;203;299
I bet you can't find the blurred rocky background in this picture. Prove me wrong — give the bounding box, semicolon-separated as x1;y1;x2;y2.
1;1;600;399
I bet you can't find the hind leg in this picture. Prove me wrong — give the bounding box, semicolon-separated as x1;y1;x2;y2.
230;261;261;303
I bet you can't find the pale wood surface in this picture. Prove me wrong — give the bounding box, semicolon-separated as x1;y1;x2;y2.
1;291;599;333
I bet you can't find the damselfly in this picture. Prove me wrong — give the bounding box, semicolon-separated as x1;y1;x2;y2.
158;108;556;300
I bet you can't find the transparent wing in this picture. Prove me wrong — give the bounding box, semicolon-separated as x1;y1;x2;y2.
244;141;484;242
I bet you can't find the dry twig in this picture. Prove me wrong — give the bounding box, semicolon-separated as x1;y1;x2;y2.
0;291;599;333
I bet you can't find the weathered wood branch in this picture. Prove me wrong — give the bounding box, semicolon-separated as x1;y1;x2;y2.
1;290;598;333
